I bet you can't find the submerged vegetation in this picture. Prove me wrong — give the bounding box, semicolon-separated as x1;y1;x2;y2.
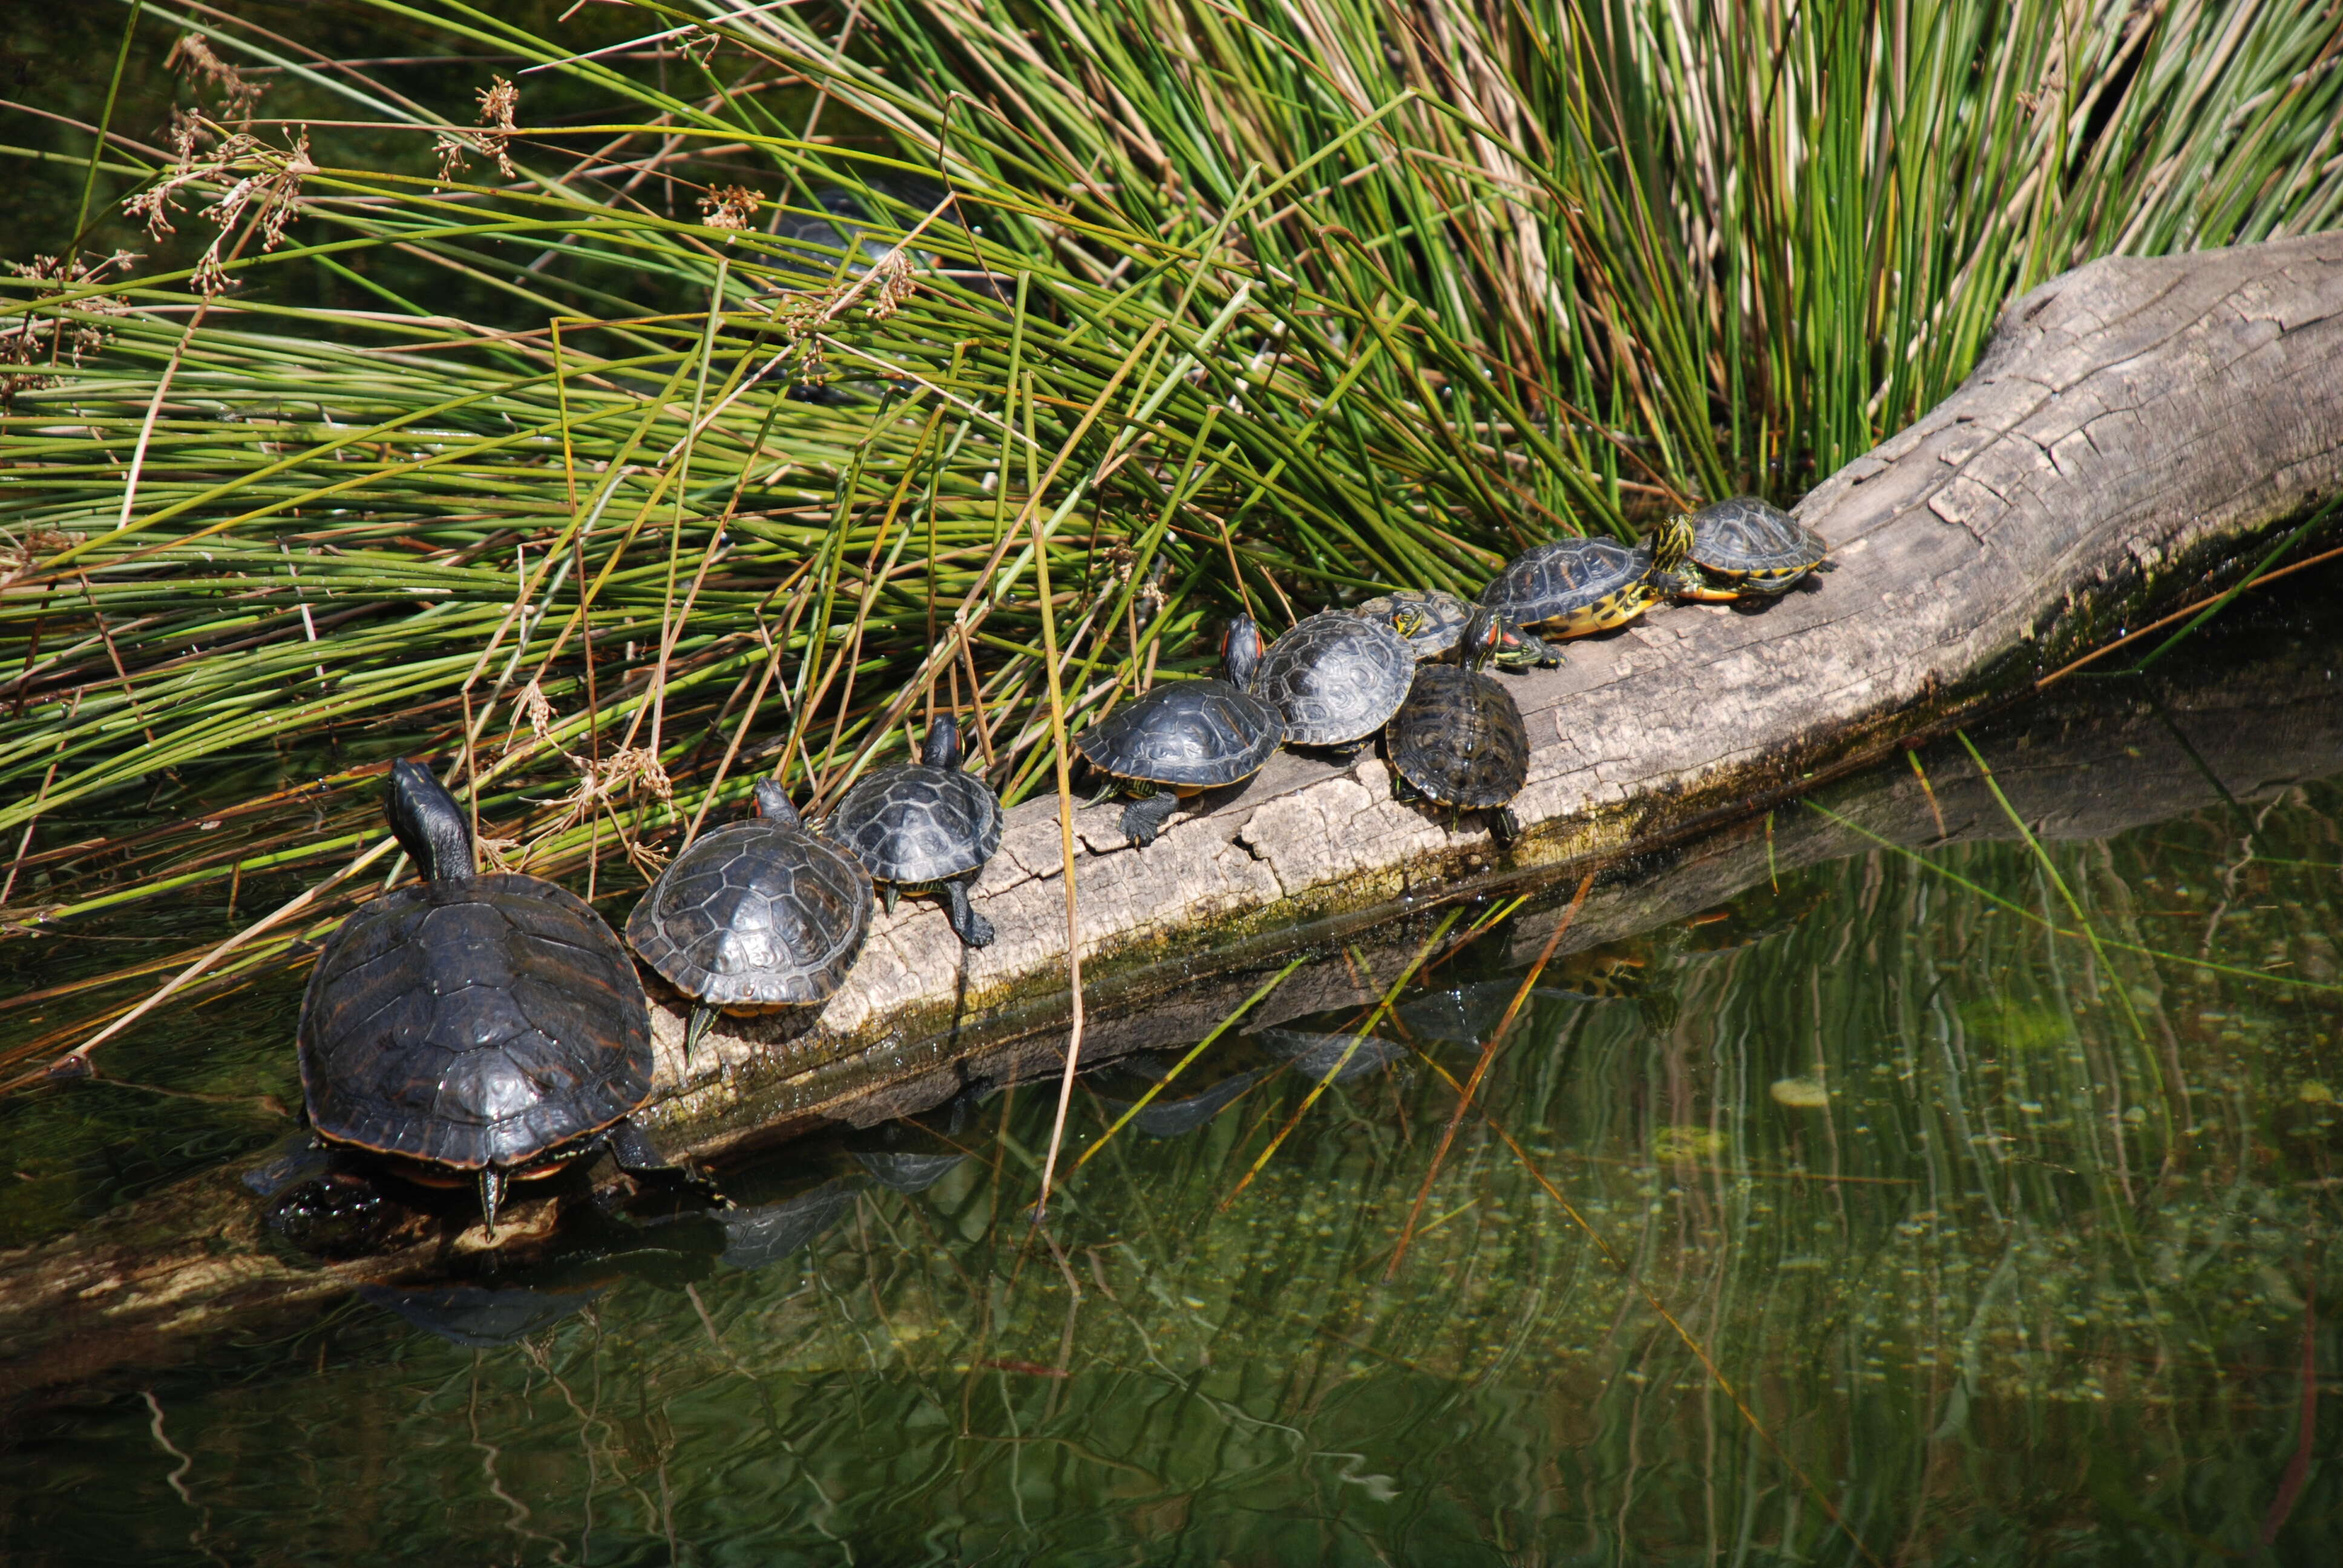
2;1;2342;1040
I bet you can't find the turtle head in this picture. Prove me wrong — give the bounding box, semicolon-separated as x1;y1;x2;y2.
753;777;802;828
1649;511;1695;575
922;713;963;771
385;759;476;883
1221;614;1265;687
1458;607;1510;671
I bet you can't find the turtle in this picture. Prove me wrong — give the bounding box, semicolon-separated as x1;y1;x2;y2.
627;778;873;1060
297;760;672;1235
1352;588;1550;671
1073;616;1283;846
1477;514;1694;659
1383;608;1531;848
1657;495;1835;600
821;713;1002;947
1250;610;1415;754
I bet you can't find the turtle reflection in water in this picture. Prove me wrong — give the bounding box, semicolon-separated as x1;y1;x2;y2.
297;762;686;1235
1384;608;1530;849
628;779;872;1060
1075;616;1282;846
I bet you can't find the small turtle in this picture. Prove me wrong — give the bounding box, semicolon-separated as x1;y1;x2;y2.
822;713;1003;948
1351;588;1548;671
298;761;672;1235
1384;609;1530;848
1075;616;1283;846
628;779;872;1060
1478;515;1693;658
1658;495;1835;600
1250;610;1415;753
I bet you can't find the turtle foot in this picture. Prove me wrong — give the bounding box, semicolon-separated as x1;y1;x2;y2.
1119;791;1182;846
940;878;994;948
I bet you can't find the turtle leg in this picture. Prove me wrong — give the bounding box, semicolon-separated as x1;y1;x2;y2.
882;882;900;916
478;1166;507;1238
683;1003;718;1065
1390;771;1418;804
939;877;995;948
1323;737;1370;762
1489;807;1522;851
1119;790;1183;846
609;1120;727;1205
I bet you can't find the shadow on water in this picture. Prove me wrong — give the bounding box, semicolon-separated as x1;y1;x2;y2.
5;573;2343;1562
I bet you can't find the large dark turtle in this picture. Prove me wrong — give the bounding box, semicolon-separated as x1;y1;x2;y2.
627;779;872;1059
822;713;1001;948
1657;495;1834;600
1074;616;1283;846
1250;610;1415;753
298;760;667;1234
1384;609;1530;848
1352;588;1547;670
1478;515;1692;659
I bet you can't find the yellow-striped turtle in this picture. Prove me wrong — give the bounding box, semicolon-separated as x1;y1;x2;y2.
1075;616;1282;846
1383;609;1530;849
1659;496;1835;600
1478;515;1693;658
627;780;872;1060
297;762;671;1235
822;714;1002;948
1351;588;1548;671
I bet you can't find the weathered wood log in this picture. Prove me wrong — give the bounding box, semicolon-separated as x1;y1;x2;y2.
649;231;2343;1157
5;590;2340;1398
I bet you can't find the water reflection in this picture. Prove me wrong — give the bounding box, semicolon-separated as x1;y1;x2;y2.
5;591;2343;1561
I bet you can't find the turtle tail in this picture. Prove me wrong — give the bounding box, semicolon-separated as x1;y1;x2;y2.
478;1166;507;1237
684;1004;717;1065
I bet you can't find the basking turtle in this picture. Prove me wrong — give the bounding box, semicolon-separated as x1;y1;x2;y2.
628;779;872;1059
298;761;669;1234
1478;515;1693;657
1384;609;1530;848
1075;616;1283;846
1351;588;1547;671
1658;495;1834;600
822;714;1002;947
1250;610;1415;753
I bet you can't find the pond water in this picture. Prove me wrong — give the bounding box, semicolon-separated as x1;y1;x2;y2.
4;580;2342;1565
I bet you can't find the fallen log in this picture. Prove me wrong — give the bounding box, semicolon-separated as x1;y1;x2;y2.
4;561;2341;1397
650;230;2343;1155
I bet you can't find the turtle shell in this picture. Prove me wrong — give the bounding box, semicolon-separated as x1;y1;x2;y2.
298;874;653;1172
1352;588;1472;661
1251;611;1415;746
1074;678;1282;788
1479;535;1658;635
627;818;872;1009
1688;496;1829;583
1385;665;1529;809
823;762;1003;885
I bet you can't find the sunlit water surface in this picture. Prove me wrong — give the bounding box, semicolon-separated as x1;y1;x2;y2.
4;593;2341;1566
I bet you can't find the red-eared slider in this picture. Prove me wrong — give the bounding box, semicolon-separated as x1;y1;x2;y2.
1075;616;1282;846
1478;516;1693;656
298;761;667;1234
1659;496;1834;599
1384;609;1530;848
1251;610;1415;753
627;779;872;1059
821;714;1001;948
1351;589;1547;671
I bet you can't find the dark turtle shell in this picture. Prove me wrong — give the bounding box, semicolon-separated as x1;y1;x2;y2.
1386;664;1530;809
1075;673;1280;788
1671;496;1831;597
1251;611;1415;747
1480;519;1689;639
823;724;1003;886
299;766;652;1175
628;781;871;1010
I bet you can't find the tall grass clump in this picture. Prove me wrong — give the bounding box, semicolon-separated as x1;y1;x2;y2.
2;0;2339;1060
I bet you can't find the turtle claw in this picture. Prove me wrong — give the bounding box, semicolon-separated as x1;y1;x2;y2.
940;878;994;949
1119;791;1182;846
